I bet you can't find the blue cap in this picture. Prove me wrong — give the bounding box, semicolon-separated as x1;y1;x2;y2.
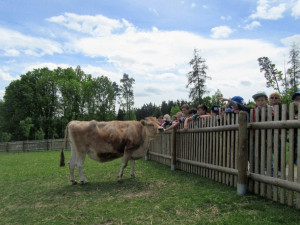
231;96;244;105
292;91;300;100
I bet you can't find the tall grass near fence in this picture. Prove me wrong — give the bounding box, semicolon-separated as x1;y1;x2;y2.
1;151;300;225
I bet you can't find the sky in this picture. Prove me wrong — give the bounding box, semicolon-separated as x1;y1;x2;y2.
0;0;300;108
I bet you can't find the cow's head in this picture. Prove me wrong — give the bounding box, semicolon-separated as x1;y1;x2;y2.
141;117;164;139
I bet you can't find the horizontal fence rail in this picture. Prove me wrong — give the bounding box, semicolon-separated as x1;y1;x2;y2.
0;139;70;152
148;103;300;209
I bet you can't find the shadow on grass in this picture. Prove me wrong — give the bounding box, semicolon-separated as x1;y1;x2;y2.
50;177;151;197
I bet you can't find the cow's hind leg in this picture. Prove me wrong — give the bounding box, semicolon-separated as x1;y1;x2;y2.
118;154;130;182
68;145;77;185
130;159;135;178
76;153;88;184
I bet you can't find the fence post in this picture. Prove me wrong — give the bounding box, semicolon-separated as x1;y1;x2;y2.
237;111;248;195
171;127;177;171
46;139;49;151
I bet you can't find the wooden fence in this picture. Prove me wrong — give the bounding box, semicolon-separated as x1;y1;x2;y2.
0;139;69;152
148;104;300;209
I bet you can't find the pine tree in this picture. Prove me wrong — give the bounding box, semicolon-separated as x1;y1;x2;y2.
287;43;300;91
186;49;211;105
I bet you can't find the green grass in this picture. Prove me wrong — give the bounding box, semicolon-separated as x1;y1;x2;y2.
0;151;300;225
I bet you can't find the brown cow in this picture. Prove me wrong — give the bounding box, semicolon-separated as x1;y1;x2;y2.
60;117;164;184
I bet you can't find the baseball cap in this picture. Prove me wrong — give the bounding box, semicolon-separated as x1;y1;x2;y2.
252;91;268;100
231;96;244;105
229;96;244;108
292;91;300;100
211;105;220;115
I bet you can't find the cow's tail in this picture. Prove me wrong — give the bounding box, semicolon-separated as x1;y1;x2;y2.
60;123;69;167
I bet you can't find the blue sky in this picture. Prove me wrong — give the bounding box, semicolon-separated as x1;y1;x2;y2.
1;0;300;107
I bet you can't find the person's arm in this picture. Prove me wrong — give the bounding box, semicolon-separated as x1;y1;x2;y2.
219;97;231;102
236;103;252;113
183;117;193;131
200;114;211;118
164;121;179;132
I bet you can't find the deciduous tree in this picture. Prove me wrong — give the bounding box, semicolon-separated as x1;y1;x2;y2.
119;73;135;120
258;56;283;93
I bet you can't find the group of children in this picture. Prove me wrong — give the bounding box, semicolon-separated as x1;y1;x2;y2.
157;90;300;168
158;90;300;132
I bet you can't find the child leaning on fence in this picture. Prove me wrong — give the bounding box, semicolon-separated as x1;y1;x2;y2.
164;104;190;132
183;104;209;131
161;114;172;129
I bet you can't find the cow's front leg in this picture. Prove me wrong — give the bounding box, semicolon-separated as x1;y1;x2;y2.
118;155;130;182
130;159;135;178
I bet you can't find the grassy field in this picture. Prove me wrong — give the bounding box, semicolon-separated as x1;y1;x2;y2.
0;151;300;225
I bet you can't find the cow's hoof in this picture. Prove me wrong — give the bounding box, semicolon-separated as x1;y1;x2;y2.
71;180;78;185
118;179;123;183
80;180;88;185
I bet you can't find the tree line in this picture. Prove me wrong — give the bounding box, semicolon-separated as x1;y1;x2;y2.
0;66;120;141
0;44;299;142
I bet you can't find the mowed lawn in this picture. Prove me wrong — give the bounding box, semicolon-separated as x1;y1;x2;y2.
0;151;300;225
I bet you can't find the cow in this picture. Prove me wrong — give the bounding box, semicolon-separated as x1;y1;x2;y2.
60;117;164;184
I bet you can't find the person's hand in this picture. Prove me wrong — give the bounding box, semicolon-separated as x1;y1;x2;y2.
219;97;229;102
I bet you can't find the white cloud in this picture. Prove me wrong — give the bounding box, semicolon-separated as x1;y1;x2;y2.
145;72;181;81
152;27;159;32
4;49;20;57
64;20;286;106
210;26;234;39
0;13;290;107
70;30;196;74
0;27;62;57
191;3;196;8
0;90;5;101
243;21;261;30
0;69;14;81
250;0;286;20
292;0;300;18
82;65;121;82
47;13;125;36
281;35;300;46
23;62;72;73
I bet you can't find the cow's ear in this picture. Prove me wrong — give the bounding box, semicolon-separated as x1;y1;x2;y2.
141;120;145;126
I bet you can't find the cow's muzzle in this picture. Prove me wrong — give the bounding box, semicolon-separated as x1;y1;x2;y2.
158;127;165;133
